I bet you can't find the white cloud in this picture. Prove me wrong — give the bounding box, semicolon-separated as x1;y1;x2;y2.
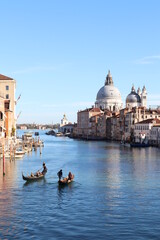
134;55;160;64
11;62;73;75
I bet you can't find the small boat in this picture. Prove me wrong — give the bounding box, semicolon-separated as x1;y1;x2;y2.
22;172;46;182
130;142;150;148
55;132;63;137
58;174;74;186
15;149;25;159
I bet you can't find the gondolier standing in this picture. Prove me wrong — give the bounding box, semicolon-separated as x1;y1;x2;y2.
42;162;47;175
57;169;63;181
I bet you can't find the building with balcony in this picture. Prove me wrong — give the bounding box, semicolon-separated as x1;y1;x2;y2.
0;74;16;138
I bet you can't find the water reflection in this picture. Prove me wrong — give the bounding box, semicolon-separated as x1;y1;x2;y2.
1;132;160;239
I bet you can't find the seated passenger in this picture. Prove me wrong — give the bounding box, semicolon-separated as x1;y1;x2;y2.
68;172;73;180
36;171;41;177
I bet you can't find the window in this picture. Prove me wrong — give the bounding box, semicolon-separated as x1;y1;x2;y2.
5;102;9;110
6;94;9;99
6;85;9;90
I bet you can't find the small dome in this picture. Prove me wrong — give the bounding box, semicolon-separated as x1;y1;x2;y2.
126;91;141;103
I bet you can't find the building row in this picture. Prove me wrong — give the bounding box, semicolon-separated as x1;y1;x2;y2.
68;71;160;145
0;74;16;139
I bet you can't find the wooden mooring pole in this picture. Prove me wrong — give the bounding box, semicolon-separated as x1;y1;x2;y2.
3;145;5;176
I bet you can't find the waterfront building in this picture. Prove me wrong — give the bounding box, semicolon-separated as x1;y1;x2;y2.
97;110;112;138
76;107;103;138
150;125;160;146
60;123;75;134
95;70;123;111
134;118;160;143
126;85;147;109
0;74;16;138
20;125;27;130
106;112;121;140
0;97;5;138
118;107;160;141
59;114;74;133
60;114;68;127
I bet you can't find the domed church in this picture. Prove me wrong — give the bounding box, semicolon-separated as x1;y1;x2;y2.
126;85;147;109
95;70;123;111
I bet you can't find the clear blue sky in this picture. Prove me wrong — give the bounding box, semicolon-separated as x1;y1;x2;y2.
0;0;160;124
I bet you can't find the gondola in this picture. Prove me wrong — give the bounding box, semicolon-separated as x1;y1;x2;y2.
58;175;74;186
22;172;46;182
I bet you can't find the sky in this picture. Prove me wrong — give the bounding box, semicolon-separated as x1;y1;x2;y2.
0;0;160;124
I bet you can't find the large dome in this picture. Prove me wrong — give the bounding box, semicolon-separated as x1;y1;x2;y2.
95;71;123;111
96;85;122;100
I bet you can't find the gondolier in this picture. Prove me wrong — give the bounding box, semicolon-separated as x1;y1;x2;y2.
42;162;47;175
57;169;63;180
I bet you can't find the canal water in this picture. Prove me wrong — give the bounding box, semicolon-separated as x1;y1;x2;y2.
1;130;160;239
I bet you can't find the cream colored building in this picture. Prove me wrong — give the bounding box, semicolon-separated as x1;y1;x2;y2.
60;114;68;127
0;96;5;138
0;74;16;137
134;119;160;143
119;107;160;141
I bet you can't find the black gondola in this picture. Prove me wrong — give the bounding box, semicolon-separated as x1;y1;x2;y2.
58;174;74;186
22;172;46;182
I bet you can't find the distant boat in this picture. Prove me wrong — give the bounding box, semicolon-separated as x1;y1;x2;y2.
130;142;150;148
45;130;56;136
55;132;63;137
15;148;25;159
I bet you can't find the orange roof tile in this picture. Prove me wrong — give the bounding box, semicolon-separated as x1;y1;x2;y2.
135;118;160;124
0;74;13;80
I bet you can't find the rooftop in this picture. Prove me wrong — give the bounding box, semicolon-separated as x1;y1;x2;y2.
0;74;13;80
135;118;160;125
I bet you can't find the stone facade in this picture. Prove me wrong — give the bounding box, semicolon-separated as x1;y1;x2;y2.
0;74;16;138
0;97;5;138
134;119;160;143
76;108;103;138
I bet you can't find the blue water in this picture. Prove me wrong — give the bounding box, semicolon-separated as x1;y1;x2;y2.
1;130;160;239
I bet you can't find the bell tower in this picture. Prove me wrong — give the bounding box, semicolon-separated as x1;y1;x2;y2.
141;86;147;108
